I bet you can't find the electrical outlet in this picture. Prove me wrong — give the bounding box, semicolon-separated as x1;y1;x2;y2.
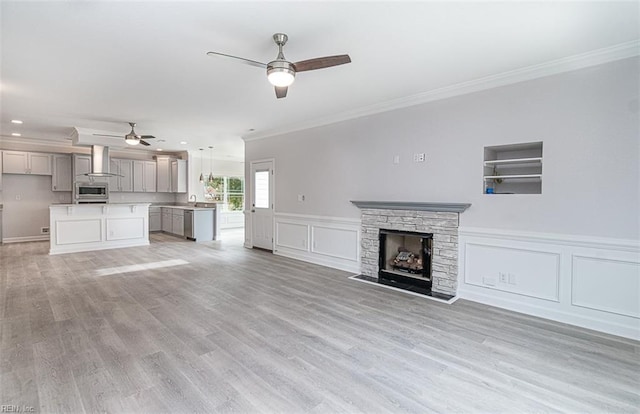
41;227;50;234
393;155;400;164
15;195;21;201
413;153;426;162
297;194;305;202
499;272;508;283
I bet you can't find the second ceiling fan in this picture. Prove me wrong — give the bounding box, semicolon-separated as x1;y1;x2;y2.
207;33;351;98
93;122;156;146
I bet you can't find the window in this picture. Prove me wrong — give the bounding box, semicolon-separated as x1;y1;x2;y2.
204;176;244;211
254;170;269;209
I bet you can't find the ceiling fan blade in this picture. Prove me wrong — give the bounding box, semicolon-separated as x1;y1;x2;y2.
275;86;288;99
293;55;351;72
93;133;122;138
139;135;155;139
207;51;267;69
139;140;151;146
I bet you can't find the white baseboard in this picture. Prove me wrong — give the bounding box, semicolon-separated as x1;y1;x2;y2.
49;240;150;255
3;235;50;244
458;287;640;341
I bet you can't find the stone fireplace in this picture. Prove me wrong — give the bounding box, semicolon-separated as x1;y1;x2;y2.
351;201;471;297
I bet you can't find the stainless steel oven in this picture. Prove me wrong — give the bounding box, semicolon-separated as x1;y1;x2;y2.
75;182;109;204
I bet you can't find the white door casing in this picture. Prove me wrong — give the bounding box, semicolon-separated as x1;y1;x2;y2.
250;159;274;251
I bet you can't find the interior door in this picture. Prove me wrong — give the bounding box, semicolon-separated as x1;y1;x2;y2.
250;160;274;251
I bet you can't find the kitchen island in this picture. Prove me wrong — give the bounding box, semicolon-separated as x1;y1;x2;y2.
49;203;150;255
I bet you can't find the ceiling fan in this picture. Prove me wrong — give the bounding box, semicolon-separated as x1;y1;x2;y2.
207;33;351;99
93;122;156;146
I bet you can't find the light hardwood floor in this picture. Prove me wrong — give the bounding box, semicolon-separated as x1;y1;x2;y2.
1;232;638;413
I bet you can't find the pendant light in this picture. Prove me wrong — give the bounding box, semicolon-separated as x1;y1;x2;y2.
198;148;204;183
207;146;214;182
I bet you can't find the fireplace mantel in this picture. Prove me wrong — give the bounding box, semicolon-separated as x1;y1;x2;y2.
350;201;471;213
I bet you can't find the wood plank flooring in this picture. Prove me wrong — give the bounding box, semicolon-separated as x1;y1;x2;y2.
1;232;638;413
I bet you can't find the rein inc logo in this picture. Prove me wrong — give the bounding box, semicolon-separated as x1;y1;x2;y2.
1;406;35;413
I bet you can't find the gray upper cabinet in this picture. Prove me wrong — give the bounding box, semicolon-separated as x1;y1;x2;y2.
156;157;187;193
171;159;187;193
52;154;72;191
109;159;134;192
156;157;171;193
133;160;157;192
3;151;52;175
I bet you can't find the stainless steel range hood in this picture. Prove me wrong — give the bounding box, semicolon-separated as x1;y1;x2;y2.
85;145;121;177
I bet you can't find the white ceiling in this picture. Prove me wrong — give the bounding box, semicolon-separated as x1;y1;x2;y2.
1;1;638;161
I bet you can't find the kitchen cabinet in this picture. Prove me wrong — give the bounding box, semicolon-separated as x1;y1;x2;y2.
3;151;52;175
109;159;133;192
149;207;161;232
52;154;72;191
133;160;157;192
172;212;185;236
156;158;171;193
156;156;187;193
171;159;187;193
161;208;172;232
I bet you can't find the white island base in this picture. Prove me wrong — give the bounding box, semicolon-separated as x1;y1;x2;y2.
49;203;150;255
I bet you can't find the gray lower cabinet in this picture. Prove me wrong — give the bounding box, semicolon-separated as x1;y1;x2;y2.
149;207;161;232
161;208;172;232
158;207;213;240
172;212;184;237
160;207;184;236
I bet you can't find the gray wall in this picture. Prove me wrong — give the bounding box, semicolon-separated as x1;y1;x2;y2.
245;57;639;240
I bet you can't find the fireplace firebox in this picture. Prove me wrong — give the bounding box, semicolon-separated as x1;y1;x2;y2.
378;229;433;294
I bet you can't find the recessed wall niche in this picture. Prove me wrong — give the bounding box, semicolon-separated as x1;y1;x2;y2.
483;141;543;195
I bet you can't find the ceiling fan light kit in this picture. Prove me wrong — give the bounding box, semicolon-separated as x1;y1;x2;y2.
267;61;295;87
207;32;351;99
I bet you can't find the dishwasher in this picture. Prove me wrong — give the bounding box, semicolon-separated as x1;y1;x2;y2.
184;209;194;240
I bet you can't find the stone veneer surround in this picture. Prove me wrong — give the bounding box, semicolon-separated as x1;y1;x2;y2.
359;208;462;296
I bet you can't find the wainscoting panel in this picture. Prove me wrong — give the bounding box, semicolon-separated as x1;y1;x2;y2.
311;225;359;261
458;227;640;340
464;243;560;302
274;213;360;273
572;255;640;318
275;221;309;252
56;219;102;245
106;217;146;241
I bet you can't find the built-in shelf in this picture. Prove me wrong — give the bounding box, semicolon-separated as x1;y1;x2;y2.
483;142;543;194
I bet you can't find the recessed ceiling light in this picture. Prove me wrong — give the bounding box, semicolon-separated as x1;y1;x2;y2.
180;141;187;145
11;132;21;136
11;119;23;124
156;148;163;151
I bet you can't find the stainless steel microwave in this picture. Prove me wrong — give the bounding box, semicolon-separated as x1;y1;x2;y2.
75;182;109;203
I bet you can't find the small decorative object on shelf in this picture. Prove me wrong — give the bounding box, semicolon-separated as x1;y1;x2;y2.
483;141;543;195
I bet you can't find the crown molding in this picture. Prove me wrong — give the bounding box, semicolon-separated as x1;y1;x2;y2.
0;136;74;150
243;40;640;142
